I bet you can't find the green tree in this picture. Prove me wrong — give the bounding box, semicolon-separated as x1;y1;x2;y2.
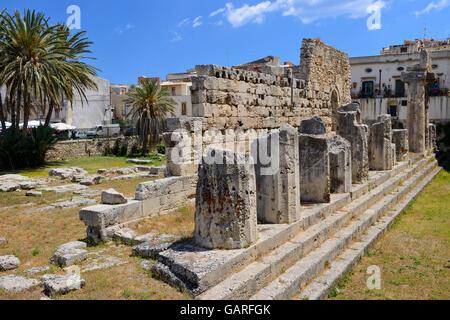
126;80;176;156
0;9;97;133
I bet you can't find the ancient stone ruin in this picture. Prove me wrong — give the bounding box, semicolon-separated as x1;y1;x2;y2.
336;103;369;183
70;38;441;301
369;114;395;171
252;125;301;224
401;50;437;153
298;116;330;203
194;148;257;249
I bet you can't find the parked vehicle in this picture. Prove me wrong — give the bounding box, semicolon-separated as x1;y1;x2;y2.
87;124;121;138
74;131;88;140
125;127;137;137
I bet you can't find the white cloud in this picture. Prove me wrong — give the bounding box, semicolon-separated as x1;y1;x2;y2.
177;18;190;27
222;0;387;27
210;8;226;17
414;0;449;16
193;16;203;27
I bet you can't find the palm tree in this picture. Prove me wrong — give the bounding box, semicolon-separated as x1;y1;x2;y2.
0;9;98;132
126;80;176;156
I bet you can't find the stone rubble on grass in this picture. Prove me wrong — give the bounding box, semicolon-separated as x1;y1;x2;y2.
26;191;43;197
79;175;104;186
132;242;173;259
41;273;85;297
40;184;88;194
0;174;31;182
0;182;20;192
19;181;37;190
81;256;125;273
49;167;88;180
109;173;150;181
101;189;127;205
23;265;51;275
50;241;88;267
73;188;103;198
0;255;20;271
126;159;152;164
53;197;97;209
0;275;39;292
112;228;137;245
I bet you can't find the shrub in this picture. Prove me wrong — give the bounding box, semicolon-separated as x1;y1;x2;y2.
119;140;128;157
0;126;57;171
157;144;166;155
112;138;122;156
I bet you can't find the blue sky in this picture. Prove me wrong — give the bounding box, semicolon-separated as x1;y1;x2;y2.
3;0;449;84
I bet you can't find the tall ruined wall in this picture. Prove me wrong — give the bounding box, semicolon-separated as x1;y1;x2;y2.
298;38;352;110
165;38;352;176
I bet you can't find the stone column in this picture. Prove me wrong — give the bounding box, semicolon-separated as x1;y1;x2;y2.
401;50;436;153
194;148;257;249
163;118;203;176
392;129;409;162
298;116;330;203
253;125;301;224
329;135;352;194
369;114;395;171
429;123;437;152
337;103;369;183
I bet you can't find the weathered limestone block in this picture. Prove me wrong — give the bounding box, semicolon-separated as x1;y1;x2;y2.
369;114;394;171
0;255;20;271
194;148;257;249
252;125;301;224
42;274;86;297
50;241;88;267
401;50;437;153
0;275;39;292
79;200;143;242
329;135;352;193
298;117;330;203
49;167;88;180
428;124;437;152
101;189;127;205
0;182;20;192
337;103;369;183
392;129;409;162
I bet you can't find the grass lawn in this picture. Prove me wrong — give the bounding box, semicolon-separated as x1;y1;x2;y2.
329;167;450;300
0;203;195;300
0;154;166;178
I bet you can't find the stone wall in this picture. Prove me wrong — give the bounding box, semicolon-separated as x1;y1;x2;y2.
165;38;352;176
46;137;140;161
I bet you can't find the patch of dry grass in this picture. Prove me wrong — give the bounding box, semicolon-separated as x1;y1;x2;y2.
329;169;450;300
128;203;195;238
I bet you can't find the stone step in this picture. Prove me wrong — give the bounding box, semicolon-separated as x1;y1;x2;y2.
196;156;433;300
248;160;438;300
153;158;420;296
294;166;442;300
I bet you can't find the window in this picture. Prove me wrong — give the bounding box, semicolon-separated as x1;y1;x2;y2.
172;87;176;96
395;79;405;97
389;105;398;118
365;68;373;73
361;81;374;98
401;47;407;53
182;103;187;116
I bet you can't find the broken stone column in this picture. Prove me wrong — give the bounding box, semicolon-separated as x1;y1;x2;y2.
392;129;409;162
369;114;395;171
401;50;437;153
298;117;330;203
252;125;301;224
337;103;369;183
329;135;352;194
429;123;437;152
194;148;257;249
163;118;203;177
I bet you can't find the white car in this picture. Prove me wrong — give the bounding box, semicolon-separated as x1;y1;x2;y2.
75;131;88;140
